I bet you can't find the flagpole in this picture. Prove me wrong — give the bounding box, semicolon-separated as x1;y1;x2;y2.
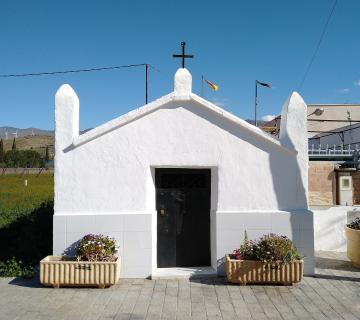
145;64;148;104
255;80;271;126
201;75;204;98
255;80;258;127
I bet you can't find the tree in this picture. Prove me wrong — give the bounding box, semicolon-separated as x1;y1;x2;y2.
4;150;20;167
4;149;44;168
21;149;45;168
0;139;4;163
45;145;50;162
11;138;16;151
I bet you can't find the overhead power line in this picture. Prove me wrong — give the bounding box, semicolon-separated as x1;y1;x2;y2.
0;63;148;78
298;0;338;91
0;62;155;103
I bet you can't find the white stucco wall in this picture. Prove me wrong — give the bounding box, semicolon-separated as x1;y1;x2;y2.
53;68;314;277
56;103;303;213
280;93;309;207
313;205;360;252
216;210;314;275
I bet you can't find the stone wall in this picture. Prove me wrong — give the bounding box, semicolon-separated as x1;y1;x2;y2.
351;171;360;204
0;168;53;175
308;162;336;206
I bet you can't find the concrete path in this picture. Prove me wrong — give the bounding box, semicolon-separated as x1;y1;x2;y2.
0;252;359;320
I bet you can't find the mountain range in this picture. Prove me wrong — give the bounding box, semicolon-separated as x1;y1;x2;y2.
1;120;263;140
0;127;95;140
0;127;53;139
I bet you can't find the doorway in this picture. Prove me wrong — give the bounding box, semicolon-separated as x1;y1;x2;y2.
155;168;211;268
156;168;211;268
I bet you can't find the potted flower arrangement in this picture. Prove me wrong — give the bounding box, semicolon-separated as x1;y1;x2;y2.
345;217;360;268
225;232;303;285
40;234;120;288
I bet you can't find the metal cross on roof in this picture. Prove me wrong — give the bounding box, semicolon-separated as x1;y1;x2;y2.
173;42;194;68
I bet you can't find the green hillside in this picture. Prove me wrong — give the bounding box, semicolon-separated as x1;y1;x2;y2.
2;135;54;158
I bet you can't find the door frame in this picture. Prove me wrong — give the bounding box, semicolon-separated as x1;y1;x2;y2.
150;166;218;271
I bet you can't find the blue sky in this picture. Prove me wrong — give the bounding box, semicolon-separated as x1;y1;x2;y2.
0;0;359;130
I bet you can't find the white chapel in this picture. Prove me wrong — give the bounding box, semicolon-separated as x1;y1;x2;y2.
53;67;314;278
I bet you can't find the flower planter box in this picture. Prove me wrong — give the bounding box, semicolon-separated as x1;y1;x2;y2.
225;255;303;285
40;256;121;288
345;226;360;268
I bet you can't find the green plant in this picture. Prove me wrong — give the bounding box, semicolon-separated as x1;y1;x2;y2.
0;139;4;163
0;257;35;278
0;174;53;274
255;234;302;264
232;232;302;264
45;145;50;162
233;230;257;260
12;138;16;151
347;217;360;230
76;234;118;262
4;149;45;168
283;249;303;265
0;201;53;266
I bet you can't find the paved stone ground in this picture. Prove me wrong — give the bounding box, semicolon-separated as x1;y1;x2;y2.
0;252;359;320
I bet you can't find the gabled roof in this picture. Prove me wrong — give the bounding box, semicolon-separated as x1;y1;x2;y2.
70;69;295;155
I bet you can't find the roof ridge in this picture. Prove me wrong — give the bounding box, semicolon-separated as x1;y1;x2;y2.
69;92;296;156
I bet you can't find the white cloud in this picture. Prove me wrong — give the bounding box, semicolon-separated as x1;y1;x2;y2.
337;88;350;94
261;114;276;122
354;80;360;87
210;97;228;108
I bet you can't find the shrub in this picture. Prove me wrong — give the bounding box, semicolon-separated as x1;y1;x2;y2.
0;200;53;266
232;232;302;264
3;149;45;168
0;174;53;276
76;234;117;262
255;234;302;264
0;257;35;278
347;217;360;230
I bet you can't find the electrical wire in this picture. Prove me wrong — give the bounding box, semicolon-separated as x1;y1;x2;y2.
148;64;172;80
298;0;338;91
0;63;148;78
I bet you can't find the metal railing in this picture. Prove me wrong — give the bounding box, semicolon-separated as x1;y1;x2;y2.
308;144;358;161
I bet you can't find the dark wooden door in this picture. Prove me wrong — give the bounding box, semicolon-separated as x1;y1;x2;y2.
156;169;211;268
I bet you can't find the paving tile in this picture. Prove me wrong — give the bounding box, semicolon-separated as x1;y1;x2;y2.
1;252;360;320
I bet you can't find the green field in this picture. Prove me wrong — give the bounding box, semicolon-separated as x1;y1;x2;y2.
0;173;54;270
0;174;54;228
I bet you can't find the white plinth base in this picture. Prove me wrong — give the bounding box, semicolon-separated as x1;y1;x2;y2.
151;266;217;279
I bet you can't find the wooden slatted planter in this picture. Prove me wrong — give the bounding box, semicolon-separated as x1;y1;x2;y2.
225;255;303;285
40;256;121;288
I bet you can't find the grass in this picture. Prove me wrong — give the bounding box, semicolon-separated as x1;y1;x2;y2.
0;173;54;269
0;174;54;228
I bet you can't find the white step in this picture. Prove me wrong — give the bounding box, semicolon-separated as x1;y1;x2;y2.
151;266;217;280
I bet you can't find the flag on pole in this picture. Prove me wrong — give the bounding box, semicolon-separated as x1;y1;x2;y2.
204;79;219;91
257;81;271;88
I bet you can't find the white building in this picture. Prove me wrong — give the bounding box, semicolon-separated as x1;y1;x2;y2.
53;68;314;278
308;104;360;147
